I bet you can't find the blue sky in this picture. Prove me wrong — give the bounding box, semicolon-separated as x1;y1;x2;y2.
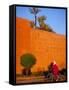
16;6;66;35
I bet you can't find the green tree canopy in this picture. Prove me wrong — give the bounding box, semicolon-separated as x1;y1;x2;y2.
20;53;36;68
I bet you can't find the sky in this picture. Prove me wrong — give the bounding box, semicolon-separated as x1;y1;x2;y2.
16;6;66;35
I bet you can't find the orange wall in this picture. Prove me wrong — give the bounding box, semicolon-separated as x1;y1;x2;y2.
16;18;66;74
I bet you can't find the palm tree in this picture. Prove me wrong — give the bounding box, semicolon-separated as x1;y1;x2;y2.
29;7;41;28
20;53;36;76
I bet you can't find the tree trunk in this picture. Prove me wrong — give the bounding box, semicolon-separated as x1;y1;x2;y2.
22;68;31;76
26;68;31;76
35;14;37;28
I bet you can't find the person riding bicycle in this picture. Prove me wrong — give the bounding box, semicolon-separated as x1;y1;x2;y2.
51;61;59;81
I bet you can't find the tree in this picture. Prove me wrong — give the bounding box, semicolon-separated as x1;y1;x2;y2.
30;21;35;28
29;7;41;28
38;16;47;29
20;53;36;76
38;16;55;32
